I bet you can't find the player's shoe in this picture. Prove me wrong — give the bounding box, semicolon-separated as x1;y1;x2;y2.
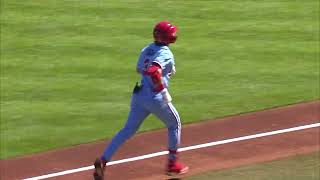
93;158;106;180
166;160;189;176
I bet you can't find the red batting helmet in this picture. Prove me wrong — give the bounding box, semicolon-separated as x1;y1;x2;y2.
153;21;178;44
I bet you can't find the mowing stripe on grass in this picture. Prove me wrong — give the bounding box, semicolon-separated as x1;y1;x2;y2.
23;122;320;180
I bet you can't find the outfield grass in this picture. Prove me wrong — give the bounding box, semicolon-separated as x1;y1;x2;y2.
187;152;320;180
1;0;319;158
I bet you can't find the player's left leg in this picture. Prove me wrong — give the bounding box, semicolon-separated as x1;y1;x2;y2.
147;101;188;175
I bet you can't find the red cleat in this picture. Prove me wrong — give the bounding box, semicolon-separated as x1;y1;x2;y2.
167;160;189;176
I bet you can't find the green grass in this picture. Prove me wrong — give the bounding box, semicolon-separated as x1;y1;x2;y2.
1;0;319;158
187;152;320;180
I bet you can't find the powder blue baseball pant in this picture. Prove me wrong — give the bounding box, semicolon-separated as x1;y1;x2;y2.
102;88;181;161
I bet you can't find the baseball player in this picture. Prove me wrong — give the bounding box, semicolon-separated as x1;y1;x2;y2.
93;21;189;180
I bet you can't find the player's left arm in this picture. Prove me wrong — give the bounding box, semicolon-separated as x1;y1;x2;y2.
168;64;176;77
167;54;176;78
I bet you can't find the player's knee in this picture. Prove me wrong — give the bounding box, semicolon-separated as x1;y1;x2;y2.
168;120;181;130
168;124;180;132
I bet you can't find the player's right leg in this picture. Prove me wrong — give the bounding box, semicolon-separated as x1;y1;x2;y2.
93;94;150;179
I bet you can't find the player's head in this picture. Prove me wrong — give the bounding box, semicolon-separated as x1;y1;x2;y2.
153;21;178;45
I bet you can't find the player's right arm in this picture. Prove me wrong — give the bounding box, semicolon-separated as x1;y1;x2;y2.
144;62;172;103
144;62;164;92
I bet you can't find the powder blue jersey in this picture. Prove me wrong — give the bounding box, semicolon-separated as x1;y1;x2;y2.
136;43;175;94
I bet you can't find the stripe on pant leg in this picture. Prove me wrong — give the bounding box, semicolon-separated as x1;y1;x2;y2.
168;103;181;146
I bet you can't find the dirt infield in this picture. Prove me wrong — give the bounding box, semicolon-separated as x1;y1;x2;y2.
1;101;319;180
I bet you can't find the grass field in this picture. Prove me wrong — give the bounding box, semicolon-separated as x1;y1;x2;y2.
1;0;319;159
187;152;320;180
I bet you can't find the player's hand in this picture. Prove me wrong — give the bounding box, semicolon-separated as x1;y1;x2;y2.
161;89;172;103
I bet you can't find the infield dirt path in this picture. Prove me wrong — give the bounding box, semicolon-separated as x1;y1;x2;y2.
1;101;319;180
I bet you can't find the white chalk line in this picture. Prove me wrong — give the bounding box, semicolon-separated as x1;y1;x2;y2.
23;122;320;180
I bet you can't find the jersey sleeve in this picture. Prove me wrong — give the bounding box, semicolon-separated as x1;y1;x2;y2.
153;49;174;71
